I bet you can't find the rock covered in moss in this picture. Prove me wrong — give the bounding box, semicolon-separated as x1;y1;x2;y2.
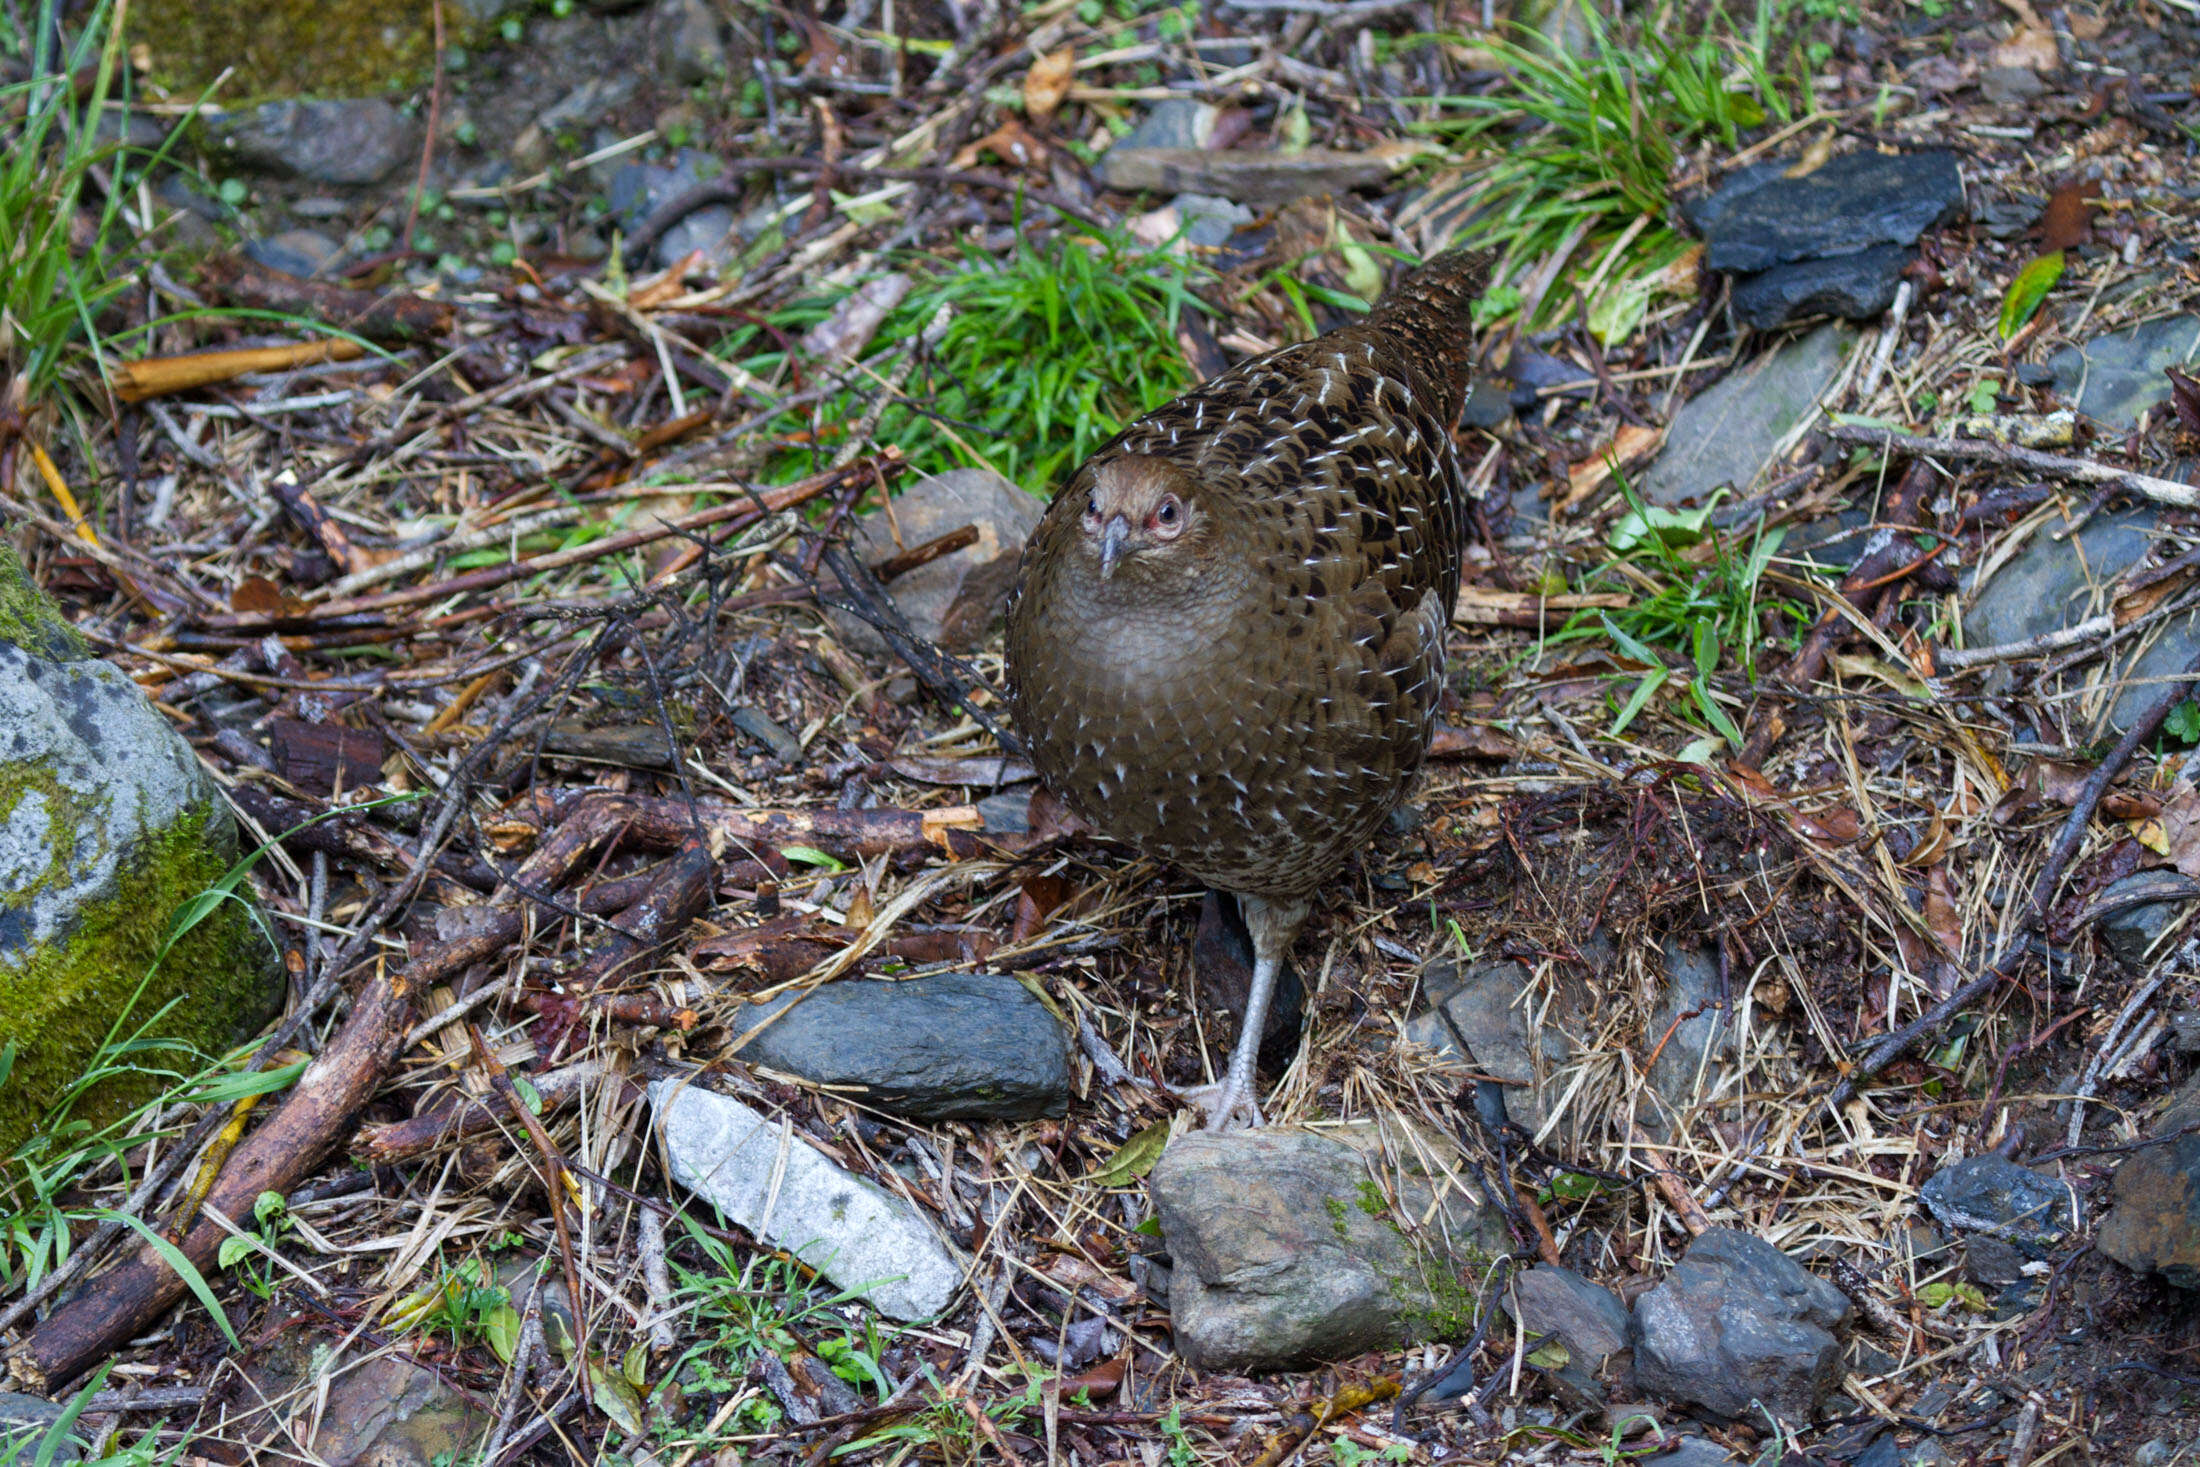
0;546;282;1160
1149;1122;1507;1373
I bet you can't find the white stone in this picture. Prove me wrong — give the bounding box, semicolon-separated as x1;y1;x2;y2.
650;1081;968;1320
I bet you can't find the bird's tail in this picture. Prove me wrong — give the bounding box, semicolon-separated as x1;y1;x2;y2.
1366;246;1492;411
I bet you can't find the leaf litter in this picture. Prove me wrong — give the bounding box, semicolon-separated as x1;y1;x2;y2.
0;0;2198;1464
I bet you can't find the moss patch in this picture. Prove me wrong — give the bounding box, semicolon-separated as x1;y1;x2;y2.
0;800;281;1164
130;0;471;99
0;545;86;664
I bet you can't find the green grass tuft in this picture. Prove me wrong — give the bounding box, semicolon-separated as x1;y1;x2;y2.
718;227;1212;494
1415;1;1806;339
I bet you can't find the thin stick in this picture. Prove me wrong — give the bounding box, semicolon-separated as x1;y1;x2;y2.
1824;422;2198;509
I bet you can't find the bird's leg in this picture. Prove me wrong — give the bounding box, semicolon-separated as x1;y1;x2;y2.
1179;893;1309;1131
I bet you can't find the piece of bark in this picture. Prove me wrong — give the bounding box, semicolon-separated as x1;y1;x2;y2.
266;718;390;796
112;339;368;403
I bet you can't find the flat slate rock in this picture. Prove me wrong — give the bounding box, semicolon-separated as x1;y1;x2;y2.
732;970;1070;1121
653;1081;969;1319
1506;1265;1633;1402
1641;323;1853;506
2045;315;2200;431
205;99;417;186
1688;150;1965;275
1730;243;1912;329
1401;958;1569;1136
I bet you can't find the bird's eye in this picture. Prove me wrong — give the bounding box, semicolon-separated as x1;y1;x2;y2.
1155;496;1181;528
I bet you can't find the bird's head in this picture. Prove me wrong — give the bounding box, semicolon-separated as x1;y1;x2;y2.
1076;456;1205;581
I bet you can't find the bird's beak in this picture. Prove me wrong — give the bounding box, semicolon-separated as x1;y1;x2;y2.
1097;514;1131;579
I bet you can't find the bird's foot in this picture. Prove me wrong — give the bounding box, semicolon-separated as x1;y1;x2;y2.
1174;1078;1264;1132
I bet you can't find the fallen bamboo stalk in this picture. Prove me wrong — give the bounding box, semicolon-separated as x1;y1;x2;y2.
113;340;368;403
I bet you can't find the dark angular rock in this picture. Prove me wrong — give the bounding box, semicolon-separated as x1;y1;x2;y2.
1729;244;1913;329
2092;871;2195;965
1151;1124;1508;1372
1400;959;1569;1135
1631;1227;1852;1422
2097;1075;2200;1288
1506;1265;1634;1401
1688;150;1965;274
206;99;417;187
734;971;1070;1121
1642;1438;1738;1467
236;1334;483;1467
1917;1155;2075;1256
246;228;342;279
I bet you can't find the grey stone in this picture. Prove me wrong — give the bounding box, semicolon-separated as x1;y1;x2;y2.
832;470;1045;655
1961;511;2200;733
1151;1123;1506;1372
2046;316;2200;431
235;1334;482;1467
1645;939;1737;1130
730;972;1070;1121
1;549;282;1158
1642;324;1852;505
1118;100;1218;153
1506;1265;1633;1401
1642;1438;1737;1467
205;99;417;186
2133;1437;2180;1467
975;790;1030;833
653;1080;969;1318
0;1393;80;1465
2097;1073;2200;1288
1730;244;1913;329
2094;871;2193;965
1460;377;1512;430
1980;65;2048;105
1631;1228;1852;1422
1917;1155;2075;1256
1171;193;1254;250
656;0;728;85
1687;151;1965;275
247;228;342;279
1097;146;1419;208
608;151;734;269
1400;959;1569;1135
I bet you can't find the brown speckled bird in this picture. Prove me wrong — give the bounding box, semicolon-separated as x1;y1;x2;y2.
1004;248;1490;1129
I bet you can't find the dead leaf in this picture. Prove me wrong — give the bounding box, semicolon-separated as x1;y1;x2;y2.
2103;790;2163;821
2158;782;2200;875
1991;24;2059;73
229;575;306;616
1924;864;1963;954
1023;45;1075;121
2035;761;2094;806
1560;422;1665;509
1429;722;1516;760
1782;133;1836;178
1041;1252;1136;1301
949;117;1048;172
2166;365;2200;438
2033;179;2097;252
1056;1356;1126;1398
1791;806;1862;845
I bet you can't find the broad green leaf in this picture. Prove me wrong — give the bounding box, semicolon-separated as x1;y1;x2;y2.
1087;1119;1172;1187
486;1303;523;1363
1608;501;1716;555
589;1359;647;1435
1998;250;2064;339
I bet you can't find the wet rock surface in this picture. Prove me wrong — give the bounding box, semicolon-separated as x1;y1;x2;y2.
1631;1228;1852;1422
1641;324;1852;504
1401;958;1569;1136
1917;1155;2075;1257
1728;244;1911;330
832;469;1046;655
653;1080;970;1319
2046;316;2200;431
2097;1075;2200;1288
0;1394;80;1465
1150;1123;1506;1373
1644;939;1736;1130
2092;871;2196;965
731;971;1071;1121
609;150;737;269
205;99;418;186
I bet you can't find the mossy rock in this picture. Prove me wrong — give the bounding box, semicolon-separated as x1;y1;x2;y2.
129;0;522;99
0;545;282;1165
